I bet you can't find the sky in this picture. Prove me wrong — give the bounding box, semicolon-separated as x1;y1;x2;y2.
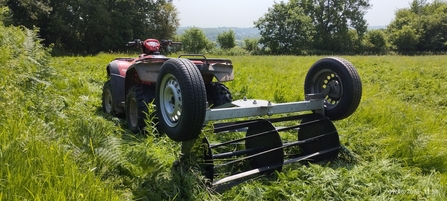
172;0;434;28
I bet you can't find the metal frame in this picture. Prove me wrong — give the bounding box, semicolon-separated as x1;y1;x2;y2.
199;95;342;188
205;97;325;122
202;115;341;187
212;146;339;186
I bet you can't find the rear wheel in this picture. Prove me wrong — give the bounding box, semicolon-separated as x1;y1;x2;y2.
206;82;232;107
304;57;362;120
126;85;155;133
156;58;207;141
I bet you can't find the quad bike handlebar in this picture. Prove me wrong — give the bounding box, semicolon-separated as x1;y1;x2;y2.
126;39;182;47
126;38;181;55
161;39;182;46
126;39;141;47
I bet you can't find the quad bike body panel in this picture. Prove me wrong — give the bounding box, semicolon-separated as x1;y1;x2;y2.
103;39;234;123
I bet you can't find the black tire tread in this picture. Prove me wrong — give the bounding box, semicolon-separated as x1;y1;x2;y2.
206;82;233;107
330;57;362;119
304;57;362;120
156;58;206;141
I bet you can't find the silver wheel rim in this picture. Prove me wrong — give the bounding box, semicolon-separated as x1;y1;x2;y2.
311;69;343;110
104;89;113;113
159;74;182;127
129;98;138;128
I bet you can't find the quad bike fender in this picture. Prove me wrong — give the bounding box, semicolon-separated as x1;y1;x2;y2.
107;61;126;113
126;62;164;84
109;75;125;113
108;59;131;77
124;62;162;99
202;63;234;82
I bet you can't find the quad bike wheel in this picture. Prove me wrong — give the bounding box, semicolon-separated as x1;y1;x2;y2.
102;80;116;115
206;82;233;107
156;58;207;141
304;57;362;120
126;85;155;133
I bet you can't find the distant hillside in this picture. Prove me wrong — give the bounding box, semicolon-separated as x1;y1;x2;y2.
176;27;260;41
176;26;387;42
368;26;387;30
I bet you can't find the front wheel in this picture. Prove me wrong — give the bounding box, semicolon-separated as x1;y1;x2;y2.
304;57;362;120
156;58;207;141
102;80;115;115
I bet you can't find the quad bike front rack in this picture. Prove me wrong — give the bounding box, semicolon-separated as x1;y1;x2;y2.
195;94;341;187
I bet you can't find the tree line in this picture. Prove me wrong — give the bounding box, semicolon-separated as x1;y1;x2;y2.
0;0;178;54
1;0;446;55
252;0;447;55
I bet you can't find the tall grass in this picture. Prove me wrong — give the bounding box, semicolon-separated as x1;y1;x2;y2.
1;22;446;200
0;24;123;200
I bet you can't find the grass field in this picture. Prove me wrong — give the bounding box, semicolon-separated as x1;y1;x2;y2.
1;29;446;200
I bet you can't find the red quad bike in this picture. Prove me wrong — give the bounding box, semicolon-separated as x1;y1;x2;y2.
102;38;233;139
102;38;362;187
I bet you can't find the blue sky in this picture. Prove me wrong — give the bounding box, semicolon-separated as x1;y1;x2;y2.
172;0;433;27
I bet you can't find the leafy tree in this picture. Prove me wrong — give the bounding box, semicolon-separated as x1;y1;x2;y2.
180;27;212;54
254;1;314;55
389;25;418;53
217;30;236;49
3;0;52;28
387;9;417;53
3;0;179;54
255;0;370;54
415;1;447;51
362;29;388;55
387;0;447;53
145;2;179;40
243;38;259;52
298;0;371;53
345;29;363;54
